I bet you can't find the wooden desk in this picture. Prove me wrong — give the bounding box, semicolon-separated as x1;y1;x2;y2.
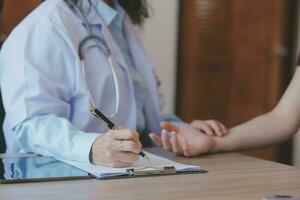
0;148;299;200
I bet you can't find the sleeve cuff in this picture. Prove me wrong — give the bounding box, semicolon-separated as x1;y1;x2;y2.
162;113;188;126
72;132;100;163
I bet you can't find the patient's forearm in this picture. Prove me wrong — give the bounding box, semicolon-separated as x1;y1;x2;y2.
212;112;297;153
211;68;300;153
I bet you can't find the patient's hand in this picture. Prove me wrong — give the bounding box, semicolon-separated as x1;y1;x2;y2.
149;122;216;157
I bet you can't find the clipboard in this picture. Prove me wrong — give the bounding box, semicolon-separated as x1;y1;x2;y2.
96;167;207;180
62;152;206;180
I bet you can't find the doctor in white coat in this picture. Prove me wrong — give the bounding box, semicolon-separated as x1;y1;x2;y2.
0;0;226;167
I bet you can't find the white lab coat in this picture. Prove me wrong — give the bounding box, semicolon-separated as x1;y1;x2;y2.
0;0;162;162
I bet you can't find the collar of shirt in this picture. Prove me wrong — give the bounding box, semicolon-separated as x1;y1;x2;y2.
110;3;125;31
79;0;124;26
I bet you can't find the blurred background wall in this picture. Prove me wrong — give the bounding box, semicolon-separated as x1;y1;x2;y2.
0;0;300;166
143;0;179;114
144;0;299;165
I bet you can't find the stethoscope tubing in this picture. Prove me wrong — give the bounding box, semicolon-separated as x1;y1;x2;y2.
64;0;120;118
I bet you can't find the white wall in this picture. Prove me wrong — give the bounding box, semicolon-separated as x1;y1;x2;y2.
143;0;179;114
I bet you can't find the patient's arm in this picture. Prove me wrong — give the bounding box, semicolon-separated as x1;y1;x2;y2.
150;67;300;157
213;67;300;153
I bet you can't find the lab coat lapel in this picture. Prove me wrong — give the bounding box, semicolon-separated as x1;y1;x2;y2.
93;17;137;129
123;16;162;134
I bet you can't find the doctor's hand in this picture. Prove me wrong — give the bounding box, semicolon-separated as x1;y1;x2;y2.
190;119;227;137
149;122;216;157
91;129;142;167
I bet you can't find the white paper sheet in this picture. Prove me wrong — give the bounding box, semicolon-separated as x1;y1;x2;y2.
61;152;201;178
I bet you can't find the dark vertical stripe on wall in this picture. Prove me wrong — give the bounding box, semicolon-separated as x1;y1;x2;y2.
279;0;300;165
175;0;184;115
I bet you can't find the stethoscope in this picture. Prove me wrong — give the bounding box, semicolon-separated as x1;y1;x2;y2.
64;0;120;119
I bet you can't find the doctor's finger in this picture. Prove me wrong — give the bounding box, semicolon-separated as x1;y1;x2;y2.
209;120;228;136
182;137;191;157
214;120;227;136
205;120;223;137
171;132;183;155
219;122;228;135
160;121;180;133
118;140;141;154
191;121;214;136
149;133;163;146
112;129;140;143
162;129;172;151
108;160;133;168
115;152;139;164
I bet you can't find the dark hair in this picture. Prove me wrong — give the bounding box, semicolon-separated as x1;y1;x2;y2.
118;0;149;25
73;0;149;25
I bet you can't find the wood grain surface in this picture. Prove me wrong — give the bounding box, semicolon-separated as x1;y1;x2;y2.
0;148;299;200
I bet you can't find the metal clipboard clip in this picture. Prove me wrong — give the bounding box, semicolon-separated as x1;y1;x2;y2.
126;166;176;177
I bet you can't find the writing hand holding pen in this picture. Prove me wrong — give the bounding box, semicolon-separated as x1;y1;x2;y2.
90;106;150;167
91;128;142;167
